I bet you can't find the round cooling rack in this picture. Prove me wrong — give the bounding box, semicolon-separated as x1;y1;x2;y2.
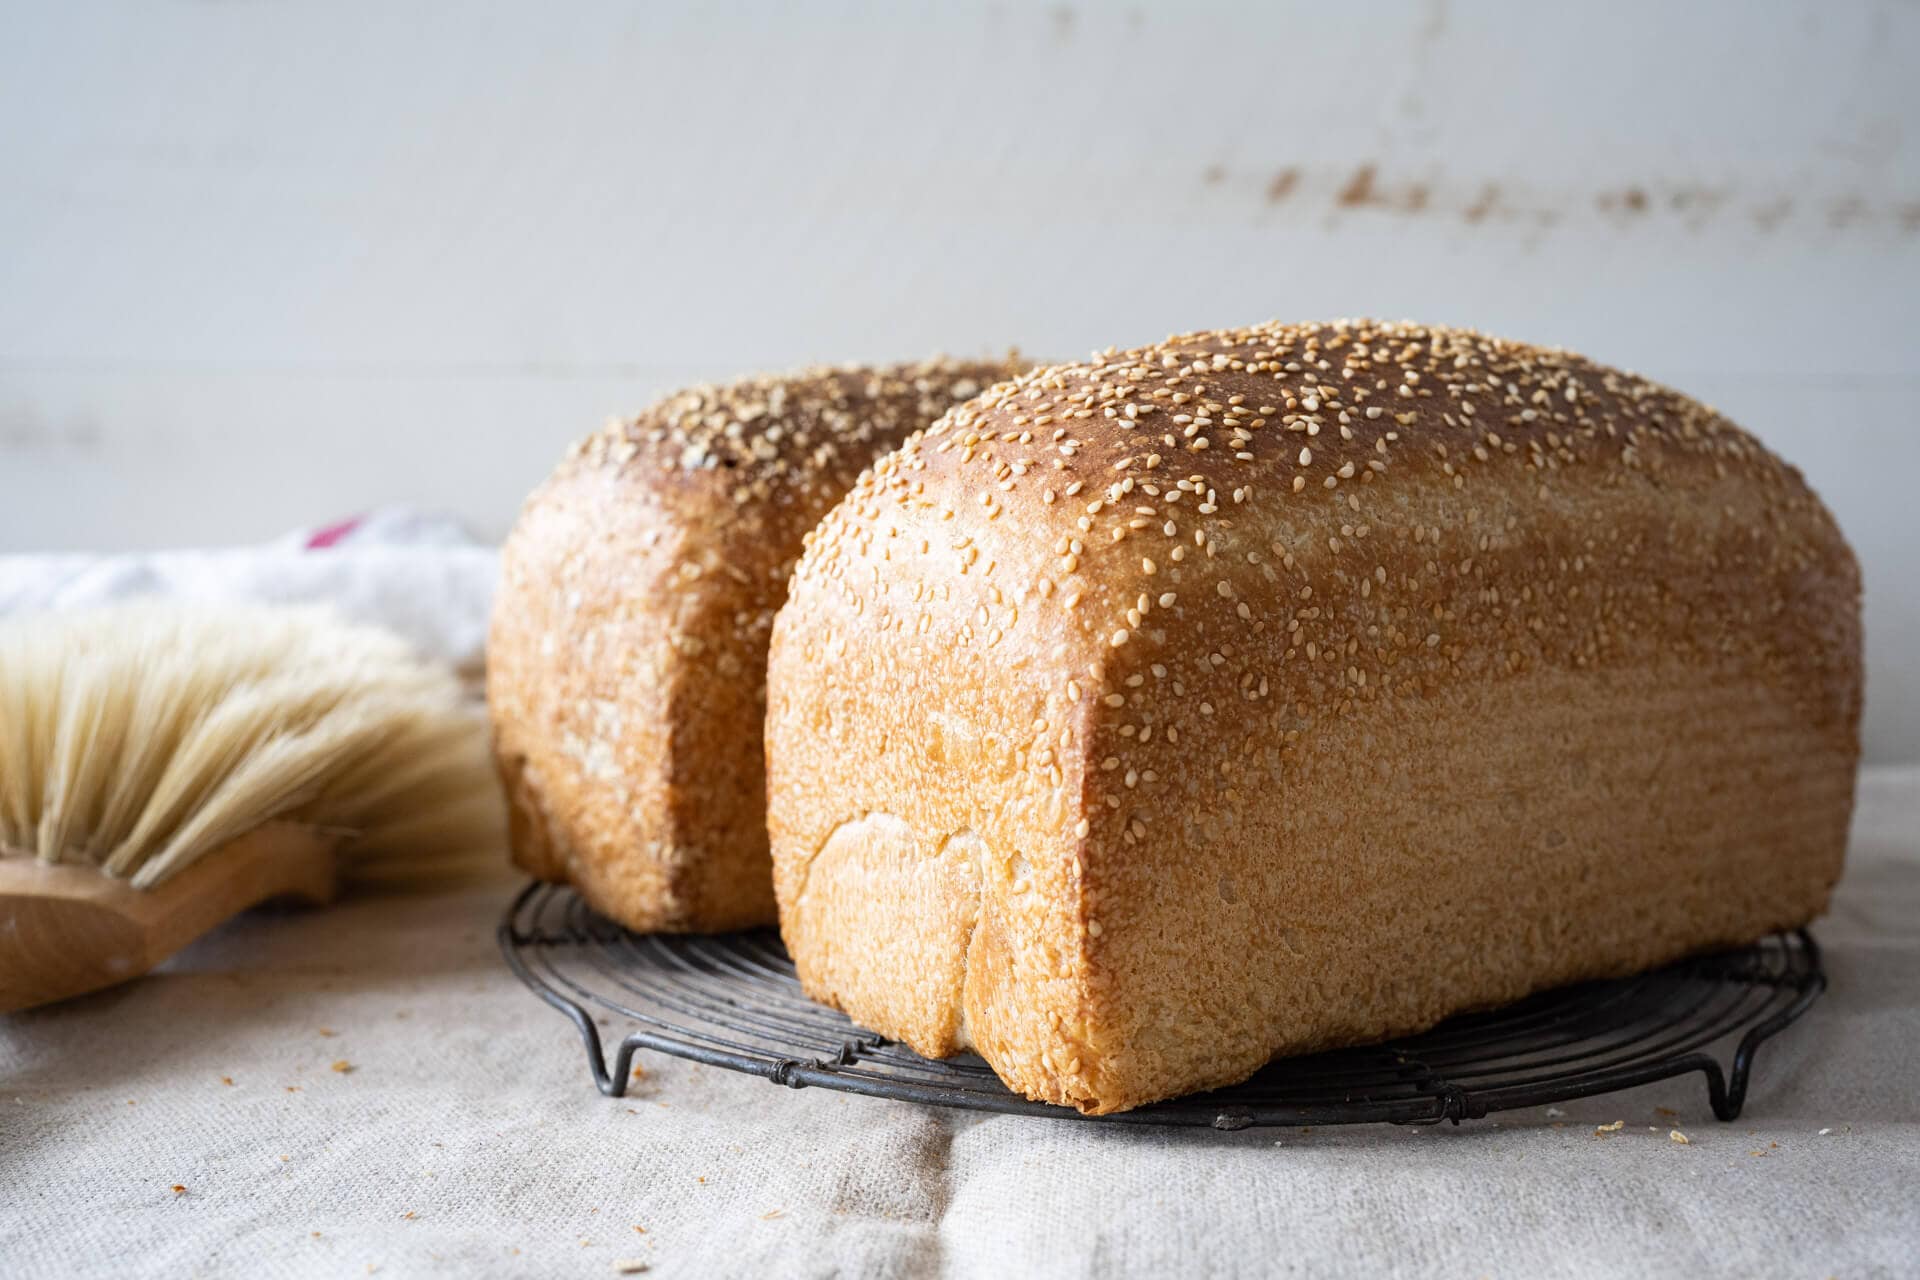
499;882;1826;1130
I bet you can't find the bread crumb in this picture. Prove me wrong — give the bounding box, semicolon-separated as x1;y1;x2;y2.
171;1184;187;1194
1818;1128;1833;1136
220;1076;234;1086
761;1208;785;1220
1655;1106;1678;1117
331;1060;354;1074
1544;1107;1564;1118
614;1262;652;1275
1595;1120;1625;1134
318;1028;338;1037
401;1211;416;1221
1670;1131;1690;1144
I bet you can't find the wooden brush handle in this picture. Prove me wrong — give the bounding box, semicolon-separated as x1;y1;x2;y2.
0;823;337;1013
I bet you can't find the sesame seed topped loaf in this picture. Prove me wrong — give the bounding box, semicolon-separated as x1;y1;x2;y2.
489;357;1027;933
764;320;1862;1114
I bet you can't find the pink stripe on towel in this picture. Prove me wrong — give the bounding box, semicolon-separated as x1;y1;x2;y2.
305;517;364;550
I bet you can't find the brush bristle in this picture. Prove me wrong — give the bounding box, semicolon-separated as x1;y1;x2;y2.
0;601;502;889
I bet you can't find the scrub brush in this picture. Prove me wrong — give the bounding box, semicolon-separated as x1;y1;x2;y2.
0;600;501;1011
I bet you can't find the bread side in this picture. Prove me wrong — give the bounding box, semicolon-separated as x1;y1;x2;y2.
766;320;1862;1112
490;358;1025;932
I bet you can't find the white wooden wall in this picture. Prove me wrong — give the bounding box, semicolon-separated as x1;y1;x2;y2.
3;0;1916;759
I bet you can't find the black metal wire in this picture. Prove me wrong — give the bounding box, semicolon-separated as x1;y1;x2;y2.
498;881;1825;1130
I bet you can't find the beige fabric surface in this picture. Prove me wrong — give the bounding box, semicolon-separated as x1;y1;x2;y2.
3;767;1917;1278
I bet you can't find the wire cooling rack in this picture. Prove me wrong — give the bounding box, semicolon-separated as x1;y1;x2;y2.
500;881;1825;1129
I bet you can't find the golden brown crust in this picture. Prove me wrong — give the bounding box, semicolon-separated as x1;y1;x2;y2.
488;357;1027;932
766;319;1863;1112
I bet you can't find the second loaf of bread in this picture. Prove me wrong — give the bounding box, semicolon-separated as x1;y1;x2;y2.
489;357;1024;932
765;320;1861;1114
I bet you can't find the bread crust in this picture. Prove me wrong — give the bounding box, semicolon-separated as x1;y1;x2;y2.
489;359;1026;932
766;320;1862;1112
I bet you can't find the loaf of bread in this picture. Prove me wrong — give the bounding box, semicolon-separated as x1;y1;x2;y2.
765;320;1862;1114
490;358;1025;932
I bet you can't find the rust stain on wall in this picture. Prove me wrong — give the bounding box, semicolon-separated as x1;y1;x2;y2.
1462;184;1500;223
1230;164;1915;237
1336;165;1380;208
1334;165;1431;214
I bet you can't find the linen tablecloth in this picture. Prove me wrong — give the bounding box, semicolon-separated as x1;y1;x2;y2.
4;765;1915;1278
